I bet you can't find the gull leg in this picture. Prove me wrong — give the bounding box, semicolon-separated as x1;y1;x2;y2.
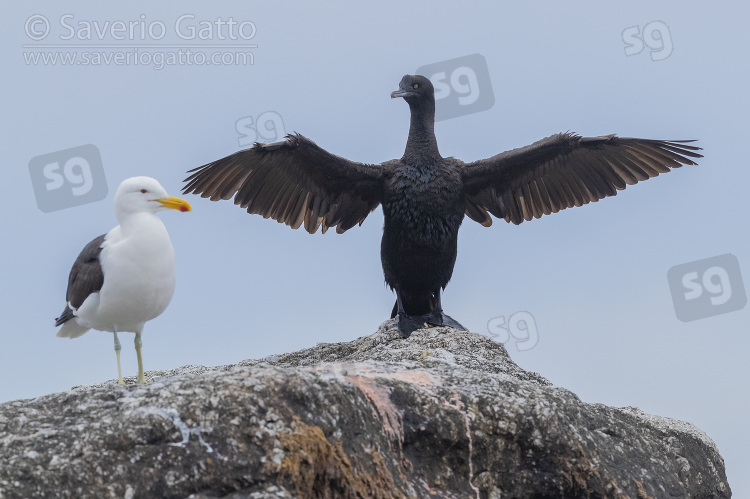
134;331;148;385
113;330;124;385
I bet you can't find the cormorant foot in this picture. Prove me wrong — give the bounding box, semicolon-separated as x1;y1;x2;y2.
396;312;467;338
397;313;425;338
440;313;467;331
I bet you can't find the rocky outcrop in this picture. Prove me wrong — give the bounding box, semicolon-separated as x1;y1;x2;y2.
0;321;731;498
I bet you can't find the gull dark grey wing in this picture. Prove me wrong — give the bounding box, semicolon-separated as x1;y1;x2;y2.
461;133;703;226
183;133;385;234
55;234;106;326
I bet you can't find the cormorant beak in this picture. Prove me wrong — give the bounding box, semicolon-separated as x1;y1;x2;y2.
391;89;417;99
155;196;192;212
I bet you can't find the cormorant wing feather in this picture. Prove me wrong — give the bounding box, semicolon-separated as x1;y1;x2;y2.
460;133;702;226
183;134;384;234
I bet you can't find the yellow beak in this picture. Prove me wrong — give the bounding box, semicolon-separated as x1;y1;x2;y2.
155;196;192;212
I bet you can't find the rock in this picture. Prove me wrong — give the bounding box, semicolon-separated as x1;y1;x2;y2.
0;320;731;498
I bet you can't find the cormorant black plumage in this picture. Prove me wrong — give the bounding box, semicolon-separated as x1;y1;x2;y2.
183;75;702;337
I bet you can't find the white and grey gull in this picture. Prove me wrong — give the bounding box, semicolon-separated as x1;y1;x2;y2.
55;176;192;384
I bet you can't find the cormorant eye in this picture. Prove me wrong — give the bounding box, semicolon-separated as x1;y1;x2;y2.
140;189;148;193
413;84;419;89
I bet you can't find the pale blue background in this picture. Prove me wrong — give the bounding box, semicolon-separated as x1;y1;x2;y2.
2;2;747;494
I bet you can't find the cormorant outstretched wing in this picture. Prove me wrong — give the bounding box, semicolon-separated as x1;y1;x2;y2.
183;134;384;234
460;133;702;226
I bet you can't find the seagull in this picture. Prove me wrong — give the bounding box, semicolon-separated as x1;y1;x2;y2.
182;74;701;337
55;176;192;384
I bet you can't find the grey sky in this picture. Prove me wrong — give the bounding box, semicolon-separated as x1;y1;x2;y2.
2;2;747;494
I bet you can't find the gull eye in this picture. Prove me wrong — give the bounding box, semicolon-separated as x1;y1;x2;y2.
413;83;419;89
140;189;148;193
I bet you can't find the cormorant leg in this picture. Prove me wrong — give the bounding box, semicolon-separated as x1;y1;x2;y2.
433;289;467;331
134;331;148;385
113;330;124;385
395;291;424;338
433;290;443;313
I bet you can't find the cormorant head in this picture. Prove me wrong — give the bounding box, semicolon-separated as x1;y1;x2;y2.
391;75;435;106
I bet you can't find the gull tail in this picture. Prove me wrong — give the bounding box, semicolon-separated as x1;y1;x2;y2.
55;305;90;338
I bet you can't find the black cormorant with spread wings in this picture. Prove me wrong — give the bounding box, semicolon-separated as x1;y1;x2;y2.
183;75;701;337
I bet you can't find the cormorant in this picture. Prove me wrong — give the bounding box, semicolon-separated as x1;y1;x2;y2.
55;177;192;384
182;75;701;337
